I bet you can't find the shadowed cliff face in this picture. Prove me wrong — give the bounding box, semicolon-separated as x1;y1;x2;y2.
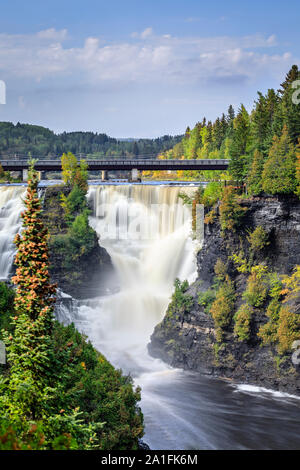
149;195;300;395
42;185;114;299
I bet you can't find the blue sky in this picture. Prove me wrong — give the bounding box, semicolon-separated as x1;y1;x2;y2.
0;0;299;137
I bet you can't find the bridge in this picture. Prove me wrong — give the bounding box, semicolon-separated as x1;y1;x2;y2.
0;157;229;181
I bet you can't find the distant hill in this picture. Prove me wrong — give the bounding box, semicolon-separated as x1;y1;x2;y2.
0;122;183;159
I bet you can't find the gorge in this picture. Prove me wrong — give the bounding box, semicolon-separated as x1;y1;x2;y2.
1;183;300;449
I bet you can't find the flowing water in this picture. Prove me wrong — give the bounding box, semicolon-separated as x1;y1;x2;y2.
1;183;300;449
0;186;26;279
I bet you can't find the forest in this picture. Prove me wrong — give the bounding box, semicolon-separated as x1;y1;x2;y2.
144;64;300;189
0;122;182;159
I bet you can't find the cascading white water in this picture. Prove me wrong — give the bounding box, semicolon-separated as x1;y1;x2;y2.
0;186;26;279
77;185;198;373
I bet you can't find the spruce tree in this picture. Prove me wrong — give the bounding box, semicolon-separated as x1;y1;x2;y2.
262;125;297;194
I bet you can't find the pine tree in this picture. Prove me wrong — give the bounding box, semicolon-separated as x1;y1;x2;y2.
262;125;297;194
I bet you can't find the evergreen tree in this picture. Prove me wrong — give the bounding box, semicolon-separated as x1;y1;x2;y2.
228;104;251;181
1;161;56;421
247;149;265;195
262;125;297;194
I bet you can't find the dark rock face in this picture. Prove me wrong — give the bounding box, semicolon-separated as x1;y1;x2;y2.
149;195;300;395
42;185;114;299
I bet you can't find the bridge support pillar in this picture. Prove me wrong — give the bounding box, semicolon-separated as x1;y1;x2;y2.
22;169;28;182
101;170;108;181
131;168;140;182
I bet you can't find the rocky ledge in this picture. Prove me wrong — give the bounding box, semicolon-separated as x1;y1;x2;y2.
149;194;300;395
42;185;114;299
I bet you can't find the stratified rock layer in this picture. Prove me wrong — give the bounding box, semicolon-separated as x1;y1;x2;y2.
149;195;300;394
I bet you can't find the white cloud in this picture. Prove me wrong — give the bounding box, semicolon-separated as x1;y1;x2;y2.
140;27;153;39
0;28;296;89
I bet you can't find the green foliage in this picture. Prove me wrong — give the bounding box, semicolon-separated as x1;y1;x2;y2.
243;265;268;307
210;276;236;340
247;226;270;252
201;182;223;208
230;251;250;274
228;105;252;181
0;283;15;337
234;304;253;342
259;267;300;354
166;279;194;320
214;259;227;283
50;322;143;450
0;122;181;159
277;306;300;354
262;126;297;195
61;152;78;186
247;150;265;195
198;289;216;314
258;298;281;346
60;184;88;225
219;186;247;232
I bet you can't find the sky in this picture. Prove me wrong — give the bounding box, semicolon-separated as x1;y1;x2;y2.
0;0;299;138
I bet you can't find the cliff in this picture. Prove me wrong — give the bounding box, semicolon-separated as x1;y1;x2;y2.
149;194;300;395
42;185;113;299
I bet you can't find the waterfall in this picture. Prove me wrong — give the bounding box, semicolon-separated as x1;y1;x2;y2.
0;186;26;280
74;185;198;373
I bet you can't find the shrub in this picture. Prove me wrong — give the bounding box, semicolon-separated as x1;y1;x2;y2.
166;279;194;320
231;251;250;274
243;265;268;307
277;306;300;354
247;226;269;252
210;276;236;340
258;298;281;346
198;289;216;314
204;209;217;225
234;304;253;342
201;182;223;208
214;259;227;283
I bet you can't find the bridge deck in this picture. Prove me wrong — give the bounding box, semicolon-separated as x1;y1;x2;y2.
0;159;229;171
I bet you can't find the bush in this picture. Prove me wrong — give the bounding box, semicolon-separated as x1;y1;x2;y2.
234;304;253;342
219;186;247;232
210;276;236;340
166;279;194;320
258;298;281;346
198;289;216;314
51;322;144;450
277;306;300;354
247;226;269;252
214;259;227;283
243;266;268;307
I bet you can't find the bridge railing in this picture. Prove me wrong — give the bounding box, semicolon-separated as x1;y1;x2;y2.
0;154;159;162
